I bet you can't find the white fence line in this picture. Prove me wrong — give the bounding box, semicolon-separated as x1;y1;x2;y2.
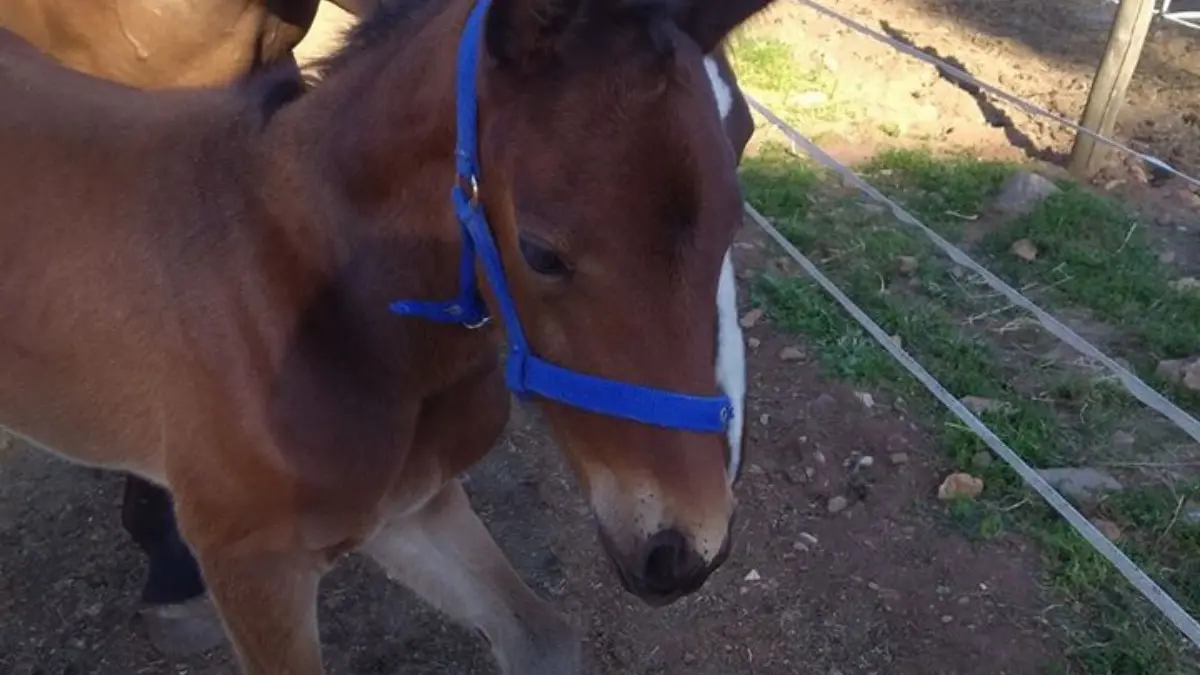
747;95;1200;447
790;0;1200;190
743;201;1200;650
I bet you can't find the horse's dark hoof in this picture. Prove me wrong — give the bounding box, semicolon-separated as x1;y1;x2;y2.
139;595;225;656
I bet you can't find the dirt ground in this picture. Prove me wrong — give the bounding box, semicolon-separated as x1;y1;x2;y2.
12;0;1188;673
748;0;1200;225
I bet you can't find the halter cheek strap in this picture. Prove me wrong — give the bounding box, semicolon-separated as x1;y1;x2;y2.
390;0;734;434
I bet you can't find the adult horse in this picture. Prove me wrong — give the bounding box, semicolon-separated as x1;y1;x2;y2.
0;0;384;656
0;0;767;671
0;0;379;87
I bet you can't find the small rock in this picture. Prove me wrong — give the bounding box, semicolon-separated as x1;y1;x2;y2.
1111;430;1135;449
747;337;761;349
1158;250;1177;265
792;91;829;108
1010;238;1038;262
896;255;920;275
804;466;816;478
940;615;954;624
854;391;876;408
1157;358;1187;383
889;333;903;348
798;532;820;546
857;455;875;469
1169;277;1200;293
759;413;770;426
994;171;1061;217
792;541;810;553
960;395;1010;415
1181;501;1200;525
812;450;827;465
827;495;850;514
971;451;994;470
1090;518;1122;542
746;464;765;476
779;346;806;362
784;467;807;484
937;472;984;500
889;452;910;466
1037;467;1123;501
740;309;764;328
1183;360;1200;392
744;569;762;582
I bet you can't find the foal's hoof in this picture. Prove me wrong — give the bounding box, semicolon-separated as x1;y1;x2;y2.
139;596;225;656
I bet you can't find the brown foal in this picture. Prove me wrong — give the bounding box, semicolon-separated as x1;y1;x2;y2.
0;0;768;671
0;0;385;655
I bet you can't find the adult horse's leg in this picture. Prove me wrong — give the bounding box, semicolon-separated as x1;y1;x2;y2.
120;476;225;654
363;481;580;675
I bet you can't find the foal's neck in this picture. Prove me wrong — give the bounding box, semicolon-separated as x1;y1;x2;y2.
253;2;489;381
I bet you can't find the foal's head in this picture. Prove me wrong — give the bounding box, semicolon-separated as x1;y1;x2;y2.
472;0;770;604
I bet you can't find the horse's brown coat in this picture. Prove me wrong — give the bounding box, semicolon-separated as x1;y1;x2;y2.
0;0;771;671
0;0;377;87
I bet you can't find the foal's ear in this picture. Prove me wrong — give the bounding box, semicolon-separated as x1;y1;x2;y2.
485;0;587;69
676;0;774;54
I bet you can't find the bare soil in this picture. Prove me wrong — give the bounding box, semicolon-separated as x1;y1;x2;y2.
746;0;1200;226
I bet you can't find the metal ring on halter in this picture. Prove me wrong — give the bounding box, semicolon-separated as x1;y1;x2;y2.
464;314;492;330
466;174;480;206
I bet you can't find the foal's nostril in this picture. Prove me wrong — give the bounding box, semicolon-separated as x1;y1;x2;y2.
640;529;700;594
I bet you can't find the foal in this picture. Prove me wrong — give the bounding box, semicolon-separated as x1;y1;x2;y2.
0;0;771;671
0;0;386;654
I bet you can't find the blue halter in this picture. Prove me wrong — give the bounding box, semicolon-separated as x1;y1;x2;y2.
389;0;734;434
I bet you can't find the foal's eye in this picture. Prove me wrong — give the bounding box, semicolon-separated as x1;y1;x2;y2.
518;236;569;277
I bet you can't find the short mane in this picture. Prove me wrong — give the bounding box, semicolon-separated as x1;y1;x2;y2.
314;0;447;79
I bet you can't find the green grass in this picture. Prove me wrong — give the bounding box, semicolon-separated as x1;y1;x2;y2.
729;25;1200;673
742;143;1200;675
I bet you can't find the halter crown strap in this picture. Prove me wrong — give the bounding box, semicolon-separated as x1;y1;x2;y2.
390;0;734;434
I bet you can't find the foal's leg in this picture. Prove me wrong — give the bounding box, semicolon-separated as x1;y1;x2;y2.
120;475;224;655
363;480;580;675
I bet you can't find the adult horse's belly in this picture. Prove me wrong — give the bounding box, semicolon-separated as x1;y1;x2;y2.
0;0;318;87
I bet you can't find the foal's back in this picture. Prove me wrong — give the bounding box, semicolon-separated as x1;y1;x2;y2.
0;31;277;476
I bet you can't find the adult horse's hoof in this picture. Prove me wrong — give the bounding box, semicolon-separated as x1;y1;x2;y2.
139;595;225;656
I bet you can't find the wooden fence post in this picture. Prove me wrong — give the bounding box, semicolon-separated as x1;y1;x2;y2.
1068;0;1156;178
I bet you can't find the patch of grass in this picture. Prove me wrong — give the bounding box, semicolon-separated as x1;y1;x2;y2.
740;141;1200;675
983;186;1200;363
861;148;1015;233
726;33;849;126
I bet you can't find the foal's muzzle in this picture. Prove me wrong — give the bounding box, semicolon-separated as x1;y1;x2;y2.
600;525;733;606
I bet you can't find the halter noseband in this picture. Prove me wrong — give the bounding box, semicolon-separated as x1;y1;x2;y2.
389;0;734;434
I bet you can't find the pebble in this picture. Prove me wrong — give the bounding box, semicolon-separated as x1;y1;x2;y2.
739;309;764;328
856;455;875;469
827;495;849;513
747;337;761;349
1010;238;1038;261
889;452;910;465
937;472;984;500
778;346;806;361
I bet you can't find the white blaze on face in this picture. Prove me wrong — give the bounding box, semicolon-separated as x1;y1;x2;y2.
704;55;747;482
714;251;746;480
